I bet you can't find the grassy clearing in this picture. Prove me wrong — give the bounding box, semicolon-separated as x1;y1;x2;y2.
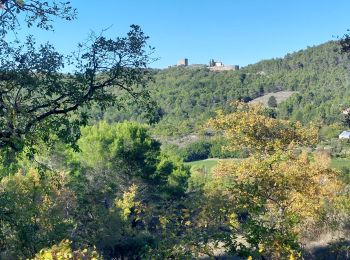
186;157;350;173
185;159;219;173
185;158;239;175
187;157;350;188
331;158;350;170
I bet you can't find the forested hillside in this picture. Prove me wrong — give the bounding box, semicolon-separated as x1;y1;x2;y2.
249;41;350;124
96;41;350;136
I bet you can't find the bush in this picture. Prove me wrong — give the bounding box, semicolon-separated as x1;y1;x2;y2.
340;166;350;184
268;95;277;107
319;124;343;141
210;138;248;159
32;240;101;260
161;143;182;158
181;140;212;162
77;121;190;197
181;138;249;162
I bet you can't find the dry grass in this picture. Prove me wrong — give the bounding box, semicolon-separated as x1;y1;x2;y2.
249;91;298;106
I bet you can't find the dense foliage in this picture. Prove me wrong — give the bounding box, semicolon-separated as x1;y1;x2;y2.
0;113;348;259
178;138;247;162
0;121;192;259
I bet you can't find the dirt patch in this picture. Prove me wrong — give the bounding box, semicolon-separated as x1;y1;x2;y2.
249;91;298;106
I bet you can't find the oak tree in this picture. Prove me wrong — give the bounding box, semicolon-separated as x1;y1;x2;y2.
0;1;156;154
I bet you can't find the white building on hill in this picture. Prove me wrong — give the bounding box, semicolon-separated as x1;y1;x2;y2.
339;131;350;139
342;108;350;115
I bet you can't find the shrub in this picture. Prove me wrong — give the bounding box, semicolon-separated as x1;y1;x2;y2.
210;138;248;159
268;95;277;107
181;140;212;162
32;240;101;260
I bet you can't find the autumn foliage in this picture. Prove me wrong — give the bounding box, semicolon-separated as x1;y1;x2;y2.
205;102;344;258
208;101;319;154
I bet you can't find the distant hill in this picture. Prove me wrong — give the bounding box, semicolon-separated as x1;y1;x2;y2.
93;40;350;136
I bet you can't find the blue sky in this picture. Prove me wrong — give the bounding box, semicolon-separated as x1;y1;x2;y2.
21;0;350;68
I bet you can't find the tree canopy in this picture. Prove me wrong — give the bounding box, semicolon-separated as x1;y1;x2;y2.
208;102;318;154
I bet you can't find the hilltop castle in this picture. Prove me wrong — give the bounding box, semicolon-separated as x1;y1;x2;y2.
208;59;239;71
177;58;188;66
174;58;239;71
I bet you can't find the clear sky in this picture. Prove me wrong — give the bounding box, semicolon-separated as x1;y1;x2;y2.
21;0;350;68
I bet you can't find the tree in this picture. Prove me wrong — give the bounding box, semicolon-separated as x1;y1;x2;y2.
210;151;341;258
342;111;350;128
209;59;215;67
0;1;156;154
208;102;318;154
267;95;277;108
181;139;212;162
0;0;76;36
75;121;190;196
0;169;76;258
65;122;190;257
206;102;342;258
340;30;350;54
239;73;246;84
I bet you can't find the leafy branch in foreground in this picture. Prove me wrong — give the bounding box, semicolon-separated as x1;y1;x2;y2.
0;25;156;152
0;0;76;36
